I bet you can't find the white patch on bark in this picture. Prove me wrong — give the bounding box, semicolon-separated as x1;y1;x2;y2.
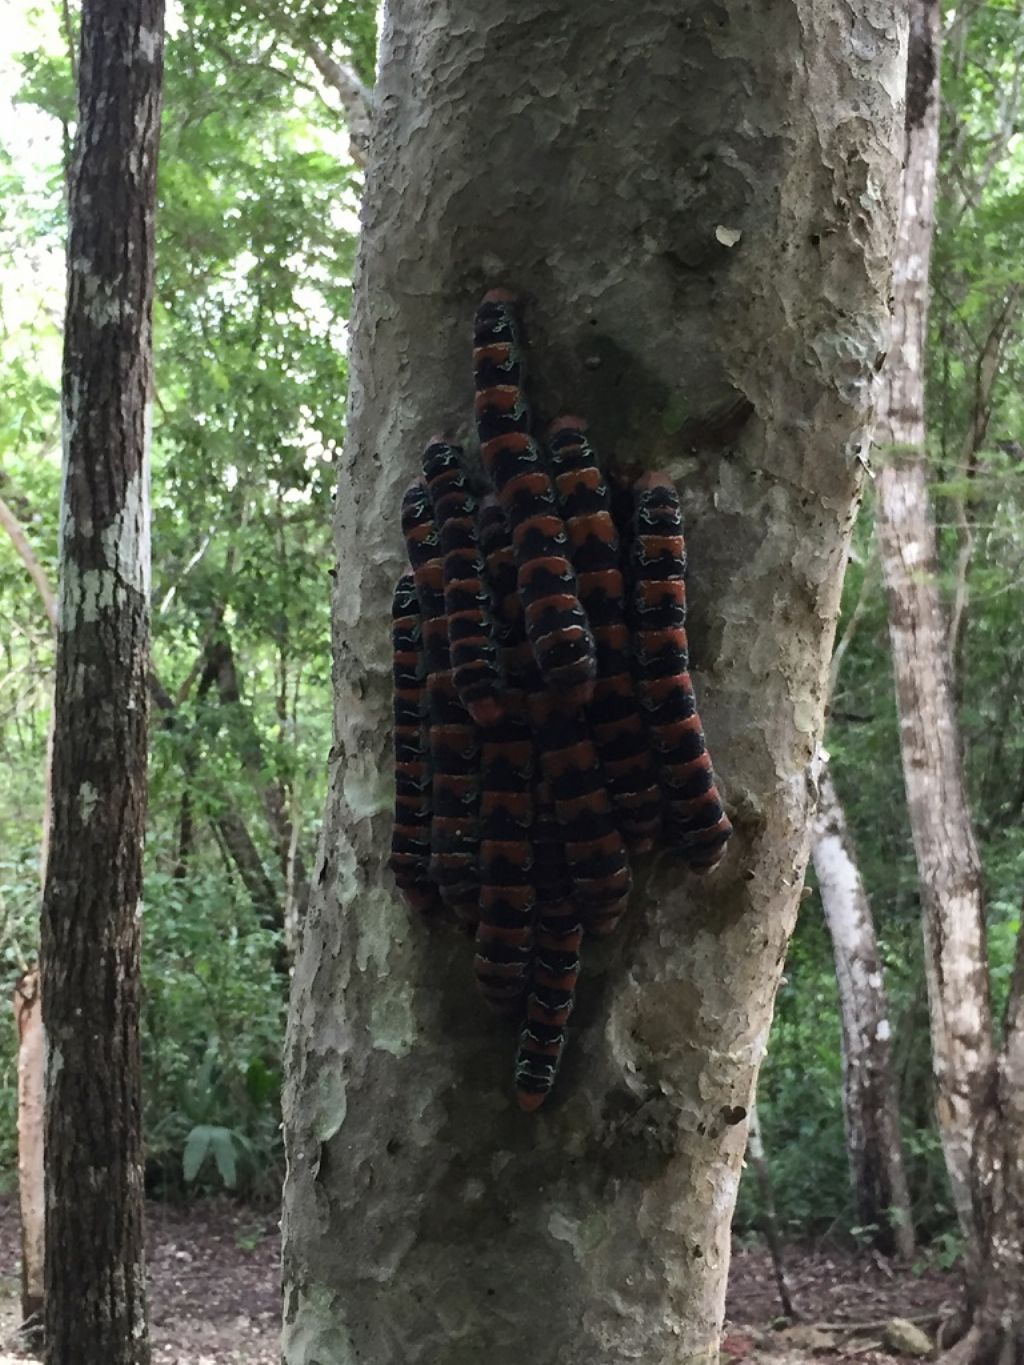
313;1072;348;1144
59;468;151;629
71;258;128;327
137;27;160;61
78;781;99;825
104;467;151;598
547;1211;583;1259
59;564;116;628
342;759;390;821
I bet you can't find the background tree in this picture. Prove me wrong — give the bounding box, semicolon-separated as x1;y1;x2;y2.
280;2;906;1359
1;0;372;1198
40;0;165;1360
812;764;914;1258
874;1;1024;1356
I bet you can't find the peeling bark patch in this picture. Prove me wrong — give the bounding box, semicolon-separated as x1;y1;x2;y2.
77;781;99;825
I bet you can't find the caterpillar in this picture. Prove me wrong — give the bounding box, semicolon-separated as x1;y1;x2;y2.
514;780;582;1111
387;573;440;914
479;487;631;933
474;500;538;1010
548;419;663;854
473;293;597;710
629;474;732;870
422;440;503;728
391;290;735;1113
401;479;481;920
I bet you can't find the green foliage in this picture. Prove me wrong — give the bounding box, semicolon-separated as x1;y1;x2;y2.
740;3;1024;1246
1;0;1022;1261
0;0;376;1196
142;866;285;1196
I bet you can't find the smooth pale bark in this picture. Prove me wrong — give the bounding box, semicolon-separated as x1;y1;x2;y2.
746;1105;796;1320
14;971;44;1340
0;492;56;1333
282;4;905;1361
875;3;1024;1357
812;769;914;1258
873;0;992;1257
40;0;164;1361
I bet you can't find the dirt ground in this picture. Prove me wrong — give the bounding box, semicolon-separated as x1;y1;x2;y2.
0;1198;962;1363
0;1198;280;1364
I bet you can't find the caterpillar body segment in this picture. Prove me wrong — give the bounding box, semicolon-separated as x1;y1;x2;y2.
474;723;536;1013
473;296;597;708
401;481;481;919
388;573;441;914
548;419;662;852
421;440;503;729
528;690;631;935
515;780;582;1112
481;493;629;930
472;498;537;1010
629;474;732;870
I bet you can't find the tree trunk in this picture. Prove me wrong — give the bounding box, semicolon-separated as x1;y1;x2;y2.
14;971;45;1344
746;1104;797;1320
874;0;990;1260
874;3;1024;1356
40;1;164;1361
952;927;1024;1365
281;4;905;1361
203;633;309;917
812;768;914;1258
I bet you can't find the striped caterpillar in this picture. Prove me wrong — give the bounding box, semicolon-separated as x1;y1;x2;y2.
389;293;732;1110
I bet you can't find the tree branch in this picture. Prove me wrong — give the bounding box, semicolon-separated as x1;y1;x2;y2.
0;495;58;633
301;39;372;166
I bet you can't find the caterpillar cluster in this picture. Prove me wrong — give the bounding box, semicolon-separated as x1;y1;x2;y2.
389;292;732;1111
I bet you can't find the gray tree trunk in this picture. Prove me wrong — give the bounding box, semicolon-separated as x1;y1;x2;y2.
874;4;1024;1358
40;0;164;1361
873;0;992;1267
282;4;906;1361
14;971;44;1342
812;768;914;1258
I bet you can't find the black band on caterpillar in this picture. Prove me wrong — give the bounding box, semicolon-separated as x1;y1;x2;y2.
475;498;538;1010
473;293;597;709
515;779;582;1111
630;474;732;870
528;689;631;934
548;420;662;852
422;440;504;728
401;481;481;918
388;574;441;914
474;731;535;1013
480;493;629;928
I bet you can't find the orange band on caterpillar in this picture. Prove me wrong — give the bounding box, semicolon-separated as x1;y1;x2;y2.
629;474;732;870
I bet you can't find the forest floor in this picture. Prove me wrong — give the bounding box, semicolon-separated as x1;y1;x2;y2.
0;1198;961;1363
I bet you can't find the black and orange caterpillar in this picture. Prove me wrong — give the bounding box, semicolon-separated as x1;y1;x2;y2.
389;293;732;1111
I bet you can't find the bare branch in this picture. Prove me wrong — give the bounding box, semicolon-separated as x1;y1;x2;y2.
0;495;58;632
302;39;372;167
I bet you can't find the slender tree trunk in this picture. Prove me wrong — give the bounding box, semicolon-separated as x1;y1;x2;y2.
40;1;164;1361
874;0;992;1262
203;633;309;913
281;3;906;1361
873;0;993;1250
14;971;44;1343
0;491;57;1335
812;769;914;1258
874;4;1024;1357
746;1105;797;1320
